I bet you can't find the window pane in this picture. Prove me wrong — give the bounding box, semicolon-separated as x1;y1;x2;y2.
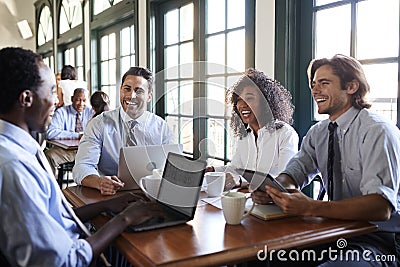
166;116;179;143
363;63;398;123
207;118;225;159
101;62;109;84
315;5;351;58
180;42;193;78
207;77;226;116
180;3;193;41
181;118;193;153
93;0;111;15
315;0;339;6
227;0;245;29
207;0;225;34
109;59;116;84
356;0;399;59
121;56;130;75
101;36;109;60
180;81;193;115
38;6;53;45
165;45;179;79
76;45;83;66
227;29;245;72
165;9;179;45
166;82;179;114
109;33;116;58
206;35;225;74
121;27;131;56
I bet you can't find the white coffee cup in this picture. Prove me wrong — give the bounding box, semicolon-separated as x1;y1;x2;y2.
221;191;254;225
140;171;162;198
205;172;226;197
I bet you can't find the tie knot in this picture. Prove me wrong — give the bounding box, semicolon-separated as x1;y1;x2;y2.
328;122;338;132
130;120;138;129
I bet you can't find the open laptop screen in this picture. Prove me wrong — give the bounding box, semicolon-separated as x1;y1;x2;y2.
157;153;206;217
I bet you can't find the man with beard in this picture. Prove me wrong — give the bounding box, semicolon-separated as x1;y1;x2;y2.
73;67;174;195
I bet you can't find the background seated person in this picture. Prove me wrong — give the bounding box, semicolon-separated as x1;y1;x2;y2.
90;90;110;118
45;88;94;175
253;55;400;266
57;65;87;106
206;68;299;189
73;67;174;195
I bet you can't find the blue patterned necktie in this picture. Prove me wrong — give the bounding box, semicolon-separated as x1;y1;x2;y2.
126;120;138;146
75;113;83;132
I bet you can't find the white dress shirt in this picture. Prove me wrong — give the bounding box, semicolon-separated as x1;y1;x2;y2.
215;122;299;179
73;107;174;184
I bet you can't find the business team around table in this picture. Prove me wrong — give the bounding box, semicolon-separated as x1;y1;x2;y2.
0;46;399;266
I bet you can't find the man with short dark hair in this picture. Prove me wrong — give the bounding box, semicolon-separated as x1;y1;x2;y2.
253;54;400;266
45;87;94;174
73;67;174;195
0;47;159;266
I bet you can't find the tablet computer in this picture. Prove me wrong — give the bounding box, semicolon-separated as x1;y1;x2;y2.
235;168;288;193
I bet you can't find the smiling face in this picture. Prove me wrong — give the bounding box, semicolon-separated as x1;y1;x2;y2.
26;65;58;132
71;90;87;113
311;65;354;121
120;75;152;119
236;86;262;131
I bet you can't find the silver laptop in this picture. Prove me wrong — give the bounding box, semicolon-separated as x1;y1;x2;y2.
118;144;183;190
128;152;206;232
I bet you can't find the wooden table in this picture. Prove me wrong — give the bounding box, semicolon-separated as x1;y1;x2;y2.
63;186;377;267
47;139;80;188
47;139;80;150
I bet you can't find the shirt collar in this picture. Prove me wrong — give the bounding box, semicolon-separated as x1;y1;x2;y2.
0;119;38;155
331;107;360;134
120;107;149;126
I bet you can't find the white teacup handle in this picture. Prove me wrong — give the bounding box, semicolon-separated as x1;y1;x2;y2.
242;195;255;218
139;178;147;193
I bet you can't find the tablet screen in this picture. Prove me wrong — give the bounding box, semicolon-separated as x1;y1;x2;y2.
235;168;288;193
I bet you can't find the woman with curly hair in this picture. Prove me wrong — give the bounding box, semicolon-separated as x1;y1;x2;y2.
207;68;299;188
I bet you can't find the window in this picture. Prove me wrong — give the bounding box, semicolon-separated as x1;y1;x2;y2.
59;0;83;34
153;0;255;164
93;0;124;15
97;22;137;109
313;0;399;123
90;0;137;108
64;44;84;80
37;5;53;46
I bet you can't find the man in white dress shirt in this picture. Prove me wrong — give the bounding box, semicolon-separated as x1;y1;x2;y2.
73;67;174;195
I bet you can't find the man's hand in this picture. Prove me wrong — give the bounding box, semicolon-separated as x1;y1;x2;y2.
266;186;314;215
119;200;164;226
99;175;124;195
251;190;273;204
103;192;147;213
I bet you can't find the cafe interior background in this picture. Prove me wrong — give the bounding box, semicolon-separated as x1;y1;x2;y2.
1;0;399;191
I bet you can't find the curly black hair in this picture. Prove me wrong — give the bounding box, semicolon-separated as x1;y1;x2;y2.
0;47;43;114
228;68;295;138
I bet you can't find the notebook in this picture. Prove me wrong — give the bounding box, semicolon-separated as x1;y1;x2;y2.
127;152;207;232
245;202;293;220
117;144;183;190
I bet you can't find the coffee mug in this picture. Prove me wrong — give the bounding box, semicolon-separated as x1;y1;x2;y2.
140;171;162;198
221;191;254;225
205;172;226;197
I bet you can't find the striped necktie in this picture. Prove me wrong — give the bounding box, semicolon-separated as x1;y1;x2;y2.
126;120;138;146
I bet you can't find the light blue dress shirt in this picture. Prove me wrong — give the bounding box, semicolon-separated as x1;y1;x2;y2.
284;107;400;232
0;119;92;266
73;107;175;184
47;105;94;139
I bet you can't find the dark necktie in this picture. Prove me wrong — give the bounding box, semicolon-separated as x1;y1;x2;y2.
75;113;83;132
327;122;338;201
126;120;138;146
